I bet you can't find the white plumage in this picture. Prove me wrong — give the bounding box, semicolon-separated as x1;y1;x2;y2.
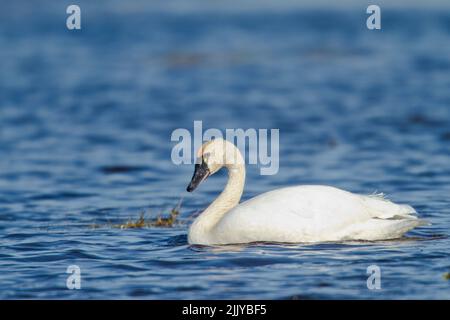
210;185;423;244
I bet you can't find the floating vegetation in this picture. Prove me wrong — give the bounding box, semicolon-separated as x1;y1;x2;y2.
443;272;450;280
89;199;182;229
116;213;147;229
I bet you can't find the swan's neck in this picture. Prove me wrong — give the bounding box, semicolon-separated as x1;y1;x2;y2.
189;164;245;244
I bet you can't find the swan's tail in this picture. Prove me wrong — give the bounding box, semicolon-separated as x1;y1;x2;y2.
350;194;429;240
343;217;429;241
361;193;419;219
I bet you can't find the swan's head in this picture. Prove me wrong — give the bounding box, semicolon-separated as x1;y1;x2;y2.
186;138;243;192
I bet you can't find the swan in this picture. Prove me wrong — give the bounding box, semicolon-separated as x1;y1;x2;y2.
186;138;426;245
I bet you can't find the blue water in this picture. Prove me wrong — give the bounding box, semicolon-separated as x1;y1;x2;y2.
0;1;450;299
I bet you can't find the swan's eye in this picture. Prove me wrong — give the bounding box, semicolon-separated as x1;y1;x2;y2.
202;153;211;165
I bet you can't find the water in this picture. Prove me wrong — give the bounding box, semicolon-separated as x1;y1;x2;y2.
0;1;450;299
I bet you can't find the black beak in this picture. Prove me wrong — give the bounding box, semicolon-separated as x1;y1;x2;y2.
186;161;210;192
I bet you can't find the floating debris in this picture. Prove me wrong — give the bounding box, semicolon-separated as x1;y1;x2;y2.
89;199;182;229
152;204;181;227
117;213;147;229
443;273;450;280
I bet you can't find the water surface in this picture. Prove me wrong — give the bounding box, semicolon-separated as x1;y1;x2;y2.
0;1;449;299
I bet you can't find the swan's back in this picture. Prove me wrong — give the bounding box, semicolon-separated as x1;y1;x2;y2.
211;185;424;244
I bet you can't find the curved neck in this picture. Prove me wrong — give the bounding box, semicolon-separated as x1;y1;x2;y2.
188;163;245;244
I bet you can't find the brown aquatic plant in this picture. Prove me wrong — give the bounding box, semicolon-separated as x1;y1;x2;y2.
89;199;182;229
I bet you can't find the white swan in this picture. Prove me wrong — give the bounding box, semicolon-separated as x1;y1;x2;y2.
186;139;425;245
